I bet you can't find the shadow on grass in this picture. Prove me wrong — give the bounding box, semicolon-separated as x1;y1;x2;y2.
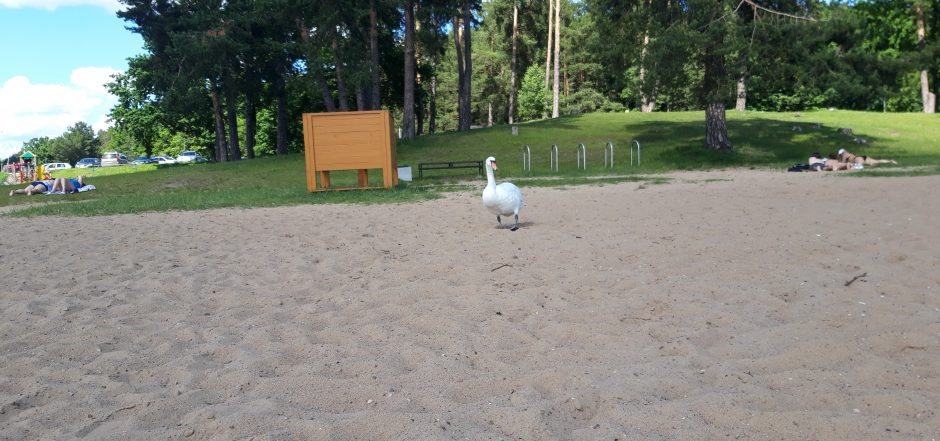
624;117;892;170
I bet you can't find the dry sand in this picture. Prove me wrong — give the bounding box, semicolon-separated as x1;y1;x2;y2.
1;170;938;440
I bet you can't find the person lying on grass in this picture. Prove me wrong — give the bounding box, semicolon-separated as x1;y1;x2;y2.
825;153;857;171
808;153;827;171
8;176;88;196
838;148;898;166
9;179;54;196
50;176;85;193
807;153;855;171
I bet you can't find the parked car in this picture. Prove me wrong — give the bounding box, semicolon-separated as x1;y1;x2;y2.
75;158;101;168
43;162;72;171
176;151;208;163
152;155;177;165
131;156;157;165
101;152;129;166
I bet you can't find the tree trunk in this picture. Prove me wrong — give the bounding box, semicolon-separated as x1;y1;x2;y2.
224;81;241;161
917;3;936;113
551;0;560;118
332;35;349;111
922;71;936;113
702;26;731;151
735;75;746;111
933;1;940;113
429;75;437;134
403;0;416;139
544;0;553;90
276;81;288;156
564;60;568;96
297;20;336;112
244;92;256;159
453;8;473;132
459;2;473;131
488;102;493;126
315;69;337;112
210;80;227;162
370;0;381;110
704;103;732;151
508;1;518;124
417;94;425;136
453;17;465;130
639;30;655;112
356;85;367;111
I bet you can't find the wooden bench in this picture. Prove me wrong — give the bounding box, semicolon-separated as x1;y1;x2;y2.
418;160;485;178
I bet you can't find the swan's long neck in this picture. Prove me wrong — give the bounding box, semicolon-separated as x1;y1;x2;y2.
485;160;496;187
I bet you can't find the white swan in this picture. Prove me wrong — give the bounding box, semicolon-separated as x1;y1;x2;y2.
482;156;525;231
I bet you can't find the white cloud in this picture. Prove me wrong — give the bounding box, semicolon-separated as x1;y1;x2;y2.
0;0;123;12
0;67;121;160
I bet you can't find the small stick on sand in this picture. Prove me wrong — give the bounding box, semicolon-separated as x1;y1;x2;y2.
490;264;511;272
844;272;867;287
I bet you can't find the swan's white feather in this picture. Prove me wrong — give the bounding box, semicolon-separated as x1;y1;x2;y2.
482;156;525;221
483;182;524;216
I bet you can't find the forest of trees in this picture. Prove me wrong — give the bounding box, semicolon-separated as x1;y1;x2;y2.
14;0;940;162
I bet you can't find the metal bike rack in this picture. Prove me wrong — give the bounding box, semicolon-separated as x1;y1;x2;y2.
603;141;615;169
577;143;587;170
522;145;531;175
550;144;559;172
630;139;641;166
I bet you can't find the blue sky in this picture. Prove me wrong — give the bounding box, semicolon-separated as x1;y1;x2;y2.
0;0;143;160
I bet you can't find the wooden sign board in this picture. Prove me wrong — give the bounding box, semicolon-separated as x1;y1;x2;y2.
302;110;398;191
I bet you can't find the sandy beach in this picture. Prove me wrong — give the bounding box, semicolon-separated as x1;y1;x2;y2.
1;170;938;440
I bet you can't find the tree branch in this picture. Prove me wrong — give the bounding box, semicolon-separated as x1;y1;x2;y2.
742;0;817;22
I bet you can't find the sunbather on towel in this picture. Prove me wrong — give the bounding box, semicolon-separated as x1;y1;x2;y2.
838;148;897;165
825;153;855;171
9;179;54;196
808;153;827;171
803;153;853;171
50;176;85;193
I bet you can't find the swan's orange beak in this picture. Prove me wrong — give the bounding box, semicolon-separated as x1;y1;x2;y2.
491;161;498;171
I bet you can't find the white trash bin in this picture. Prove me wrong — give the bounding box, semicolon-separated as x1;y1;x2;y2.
397;165;412;182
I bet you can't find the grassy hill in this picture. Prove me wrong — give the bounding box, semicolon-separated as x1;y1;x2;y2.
400;110;940;176
3;110;938;217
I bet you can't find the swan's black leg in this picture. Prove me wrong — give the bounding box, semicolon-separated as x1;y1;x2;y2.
496;215;502;225
511;214;519;231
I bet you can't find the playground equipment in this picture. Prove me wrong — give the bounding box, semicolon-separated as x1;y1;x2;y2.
301;110;398;191
16;151;38;183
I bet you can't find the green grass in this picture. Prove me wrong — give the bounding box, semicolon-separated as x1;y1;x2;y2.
851;164;940;177
399;109;940;177
4;158;440;217
4;110;939;217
